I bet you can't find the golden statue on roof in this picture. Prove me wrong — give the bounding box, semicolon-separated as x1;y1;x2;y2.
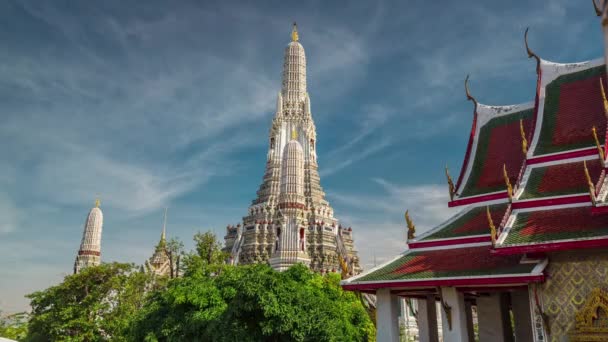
600;79;608;119
405;210;416;240
592;126;605;161
584;160;597;205
503;164;513;201
94;198;101;208
520;119;528;155
486;206;497;245
445;165;455;201
291;22;299;42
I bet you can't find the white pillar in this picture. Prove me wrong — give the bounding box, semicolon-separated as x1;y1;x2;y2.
477;293;513;342
440;287;470;342
511;290;533;342
376;288;400;342
417;295;439;342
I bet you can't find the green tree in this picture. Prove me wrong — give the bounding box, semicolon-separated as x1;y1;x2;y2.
131;263;375;341
0;311;29;340
181;231;229;277
25;263;157;342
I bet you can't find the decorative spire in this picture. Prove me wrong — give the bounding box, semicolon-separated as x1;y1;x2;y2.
291;22;299;42
584;160;597;205
524;28;541;74
464;74;478;108
291;127;298;140
486;206;497;246
600;80;608;119
592;126;605;161
405;210;416;240
503;164;513;201
161;207;168;242
520;119;528;155
445;164;455;201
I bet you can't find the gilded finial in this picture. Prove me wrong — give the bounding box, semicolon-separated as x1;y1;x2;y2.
584;160;597;205
94;198;101;208
464;75;478;108
291;127;298;140
486;206;497;246
520;119;528;155
592;126;605;161
503;164;513;201
600;80;608;119
524;28;541;74
405;210;416;240
445;164;455;201
291;22;299;42
593;0;602;16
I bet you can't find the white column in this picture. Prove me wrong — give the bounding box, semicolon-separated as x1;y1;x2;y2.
376;288;400;342
417;295;439;342
511;290;533;342
477;293;513;342
440;287;470;342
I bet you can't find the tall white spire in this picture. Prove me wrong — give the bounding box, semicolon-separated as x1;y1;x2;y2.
281;22;307;104
279;128;304;198
224;23;360;275
74;198;103;274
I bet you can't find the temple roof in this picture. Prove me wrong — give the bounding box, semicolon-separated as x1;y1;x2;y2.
412;203;507;245
451;103;534;207
495;204;608;253
529;58;606;157
341;244;545;290
517;157;603;200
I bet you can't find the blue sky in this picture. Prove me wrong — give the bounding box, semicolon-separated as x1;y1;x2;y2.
0;0;604;313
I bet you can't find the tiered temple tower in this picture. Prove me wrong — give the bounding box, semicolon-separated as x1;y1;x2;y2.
145;208;171;276
73;199;103;274
224;24;361;275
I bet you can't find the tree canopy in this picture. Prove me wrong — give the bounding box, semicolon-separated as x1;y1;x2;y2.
21;231;374;341
24;263;159;342
131;263;375;341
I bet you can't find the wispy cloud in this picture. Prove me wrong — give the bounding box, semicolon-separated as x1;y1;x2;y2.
328;178;458;268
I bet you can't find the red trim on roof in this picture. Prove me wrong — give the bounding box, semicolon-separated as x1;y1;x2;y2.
493;237;608;255
342;274;544;291
511;194;590;209
448;191;508;207
454;108;478;194
455;285;529;293
591;206;608;214
527;147;598;164
408;235;490;249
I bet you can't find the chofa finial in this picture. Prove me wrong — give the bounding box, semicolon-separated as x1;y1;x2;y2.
291;22;299;42
486;206;497;246
503;164;513;201
593;0;602;16
524;28;541;74
464;75;478;108
445;164;456;201
520;119;528;155
405;210;416;240
600;79;608;119
584;160;597;205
